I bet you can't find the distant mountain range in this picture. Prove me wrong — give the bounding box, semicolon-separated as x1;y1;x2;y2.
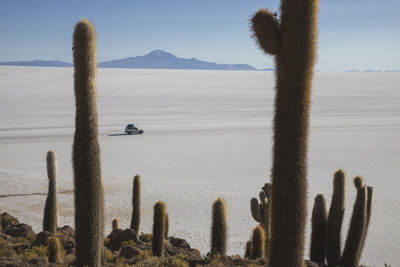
0;50;257;71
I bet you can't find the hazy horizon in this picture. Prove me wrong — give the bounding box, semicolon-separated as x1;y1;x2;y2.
1;0;399;71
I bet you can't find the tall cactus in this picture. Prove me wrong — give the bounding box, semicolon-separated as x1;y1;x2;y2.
251;0;319;266
341;176;367;267
43;150;58;233
310;194;327;263
211;198;227;257
164;212;169;239
48;236;61;263
326;169;346;266
130;174;141;233
72;18;104;267
152;201;166;257
358;186;373;262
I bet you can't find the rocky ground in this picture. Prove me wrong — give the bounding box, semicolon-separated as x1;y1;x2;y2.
0;212;273;266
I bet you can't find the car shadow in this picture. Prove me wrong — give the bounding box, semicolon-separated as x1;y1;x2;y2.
108;133;142;136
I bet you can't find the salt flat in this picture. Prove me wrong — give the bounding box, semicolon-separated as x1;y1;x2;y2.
0;66;399;266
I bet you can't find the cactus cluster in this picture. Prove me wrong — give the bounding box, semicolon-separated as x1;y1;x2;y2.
310;170;373;267
251;0;319;265
250;183;271;258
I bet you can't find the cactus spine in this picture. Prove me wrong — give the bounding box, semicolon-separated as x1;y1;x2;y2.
152;201;166;257
48;236;61;263
43;150;58;233
326;169;346;266
211;198;227;256
310;194;327;263
130;174;141;233
341;176;367;267
112;218;120;230
72;19;104;267
251;225;265;259
251;0;319;266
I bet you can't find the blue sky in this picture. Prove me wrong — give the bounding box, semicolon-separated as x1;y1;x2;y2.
0;0;399;71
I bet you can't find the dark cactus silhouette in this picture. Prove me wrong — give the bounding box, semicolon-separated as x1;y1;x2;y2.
130;174;141;233
152;201;166;257
251;0;319;265
326;169;346;266
310;194;327;263
112;218;120;230
342;177;367;267
164;212;169;239
48;236;61;263
358;186;373;262
245;240;253;259
43;150;58;233
211;198;227;257
72;18;104;267
251;225;265;259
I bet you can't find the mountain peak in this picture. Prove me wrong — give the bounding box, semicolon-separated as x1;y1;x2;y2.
146;49;175;58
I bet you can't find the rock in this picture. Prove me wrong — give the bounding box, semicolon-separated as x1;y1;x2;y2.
0;256;28;267
169;236;190;249
27;257;48;266
10;243;29;251
4;224;33;238
32;231;52;246
119;246;141;259
57;225;74;238
1;213;19;230
56;225;75;254
107;228;137;251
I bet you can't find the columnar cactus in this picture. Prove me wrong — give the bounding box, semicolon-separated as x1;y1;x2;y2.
341;176;367;267
251;225;265;259
48;236;61;263
310;194;327;263
164;212;169;239
72;18;104;267
358;186;373;262
211;198;227;256
130;174;141;233
112;218;120;230
251;0;319;266
245;240;253;259
43;150;58;233
152;201;166;257
326;169;346;266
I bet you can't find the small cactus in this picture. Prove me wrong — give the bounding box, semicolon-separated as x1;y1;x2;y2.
130;174;141;233
211;198;227;257
245;240;253;259
251;225;265;259
112;218;120;230
152;201;166;257
164;212;169;239
341;176;367;267
326;169;346;267
43;150;58;233
310;194;327;263
48;236;61;263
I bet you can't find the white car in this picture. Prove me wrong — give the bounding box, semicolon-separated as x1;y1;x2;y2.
125;124;144;135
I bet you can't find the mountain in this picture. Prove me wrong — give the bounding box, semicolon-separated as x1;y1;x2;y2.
98;50;256;70
0;50;257;70
0;60;72;67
